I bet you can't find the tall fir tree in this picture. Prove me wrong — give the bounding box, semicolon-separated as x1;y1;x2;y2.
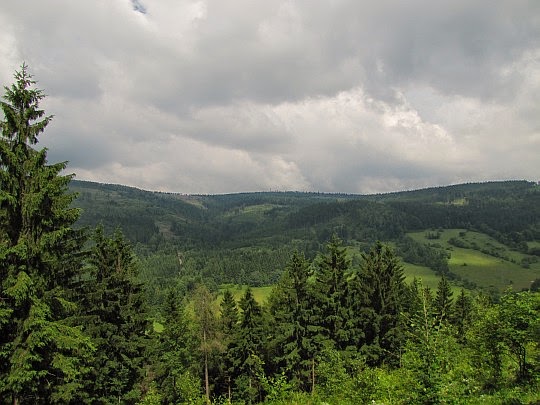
451;288;472;342
154;289;200;404
311;235;351;352
434;274;453;324
218;289;239;401
229;288;266;403
0;64;93;404
220;289;238;337
269;251;316;391
355;242;406;366
78;226;149;404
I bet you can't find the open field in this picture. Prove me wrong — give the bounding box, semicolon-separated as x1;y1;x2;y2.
218;284;274;305
408;229;540;291
402;263;448;291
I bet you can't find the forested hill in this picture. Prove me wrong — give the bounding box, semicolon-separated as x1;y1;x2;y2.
69;179;540;295
70;179;540;248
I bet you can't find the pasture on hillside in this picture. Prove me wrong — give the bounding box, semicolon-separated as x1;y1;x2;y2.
408;229;540;291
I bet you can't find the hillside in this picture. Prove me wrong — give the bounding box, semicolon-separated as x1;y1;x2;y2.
69;180;540;300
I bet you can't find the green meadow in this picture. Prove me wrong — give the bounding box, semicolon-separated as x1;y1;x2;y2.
408;229;540;291
402;262;449;291
218;284;274;305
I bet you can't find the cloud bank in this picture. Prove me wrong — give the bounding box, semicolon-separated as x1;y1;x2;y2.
1;0;539;193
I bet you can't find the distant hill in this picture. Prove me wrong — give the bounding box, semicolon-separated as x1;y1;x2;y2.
70;179;540;248
69;180;540;297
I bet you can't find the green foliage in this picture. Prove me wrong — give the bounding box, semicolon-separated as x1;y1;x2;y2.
434;274;453;323
78;226;150;403
466;291;540;389
354;242;407;366
71;178;540;297
0;64;93;403
137;382;163;405
174;370;204;405
191;284;223;403
3;65;540;404
146;242;539;404
315;348;352;401
257;371;293;403
497;291;540;381
219;289;238;336
268;251;317;390
452;288;473;342
467;295;509;389
397;235;450;276
226;288;268;403
153;290;200;404
403;282;479;403
311;235;351;352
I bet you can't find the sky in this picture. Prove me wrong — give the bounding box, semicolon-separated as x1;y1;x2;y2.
1;1;539;194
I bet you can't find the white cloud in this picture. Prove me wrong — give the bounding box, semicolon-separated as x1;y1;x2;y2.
1;0;539;194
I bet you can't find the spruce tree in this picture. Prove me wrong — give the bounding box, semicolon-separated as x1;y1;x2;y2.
269;251;315;390
220;289;238;336
229;288;266;403
0;64;93;403
311;235;351;351
79;226;149;403
355;242;406;366
154;289;200;404
451;288;472;341
434;274;453;324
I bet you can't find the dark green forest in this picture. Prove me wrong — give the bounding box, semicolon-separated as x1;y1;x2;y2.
1;66;539;404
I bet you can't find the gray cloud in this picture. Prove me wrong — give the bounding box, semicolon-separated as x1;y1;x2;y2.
1;0;539;194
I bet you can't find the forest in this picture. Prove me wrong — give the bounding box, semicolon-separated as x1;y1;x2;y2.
1;66;539;404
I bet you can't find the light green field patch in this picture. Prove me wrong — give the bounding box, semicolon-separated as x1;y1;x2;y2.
451;198;468;206
448;246;539;290
240;204;279;214
435;198;467;206
408;229;540;291
175;195;206;208
402;262;463;294
402;263;442;290
153;320;164;333
218;285;274;305
224;204;279;218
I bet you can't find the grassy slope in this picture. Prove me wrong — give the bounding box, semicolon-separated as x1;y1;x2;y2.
218;285;274;305
402;263;446;291
408;229;540;291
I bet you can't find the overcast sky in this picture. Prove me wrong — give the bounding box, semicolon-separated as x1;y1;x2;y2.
1;1;539;194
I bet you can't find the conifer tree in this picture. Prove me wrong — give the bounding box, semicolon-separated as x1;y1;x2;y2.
0;64;93;403
355;242;406;365
311;235;351;351
451;288;472;341
154;289;200;404
220;289;238;336
434;274;453;324
229;288;266;403
269;251;316;390
79;226;149;403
